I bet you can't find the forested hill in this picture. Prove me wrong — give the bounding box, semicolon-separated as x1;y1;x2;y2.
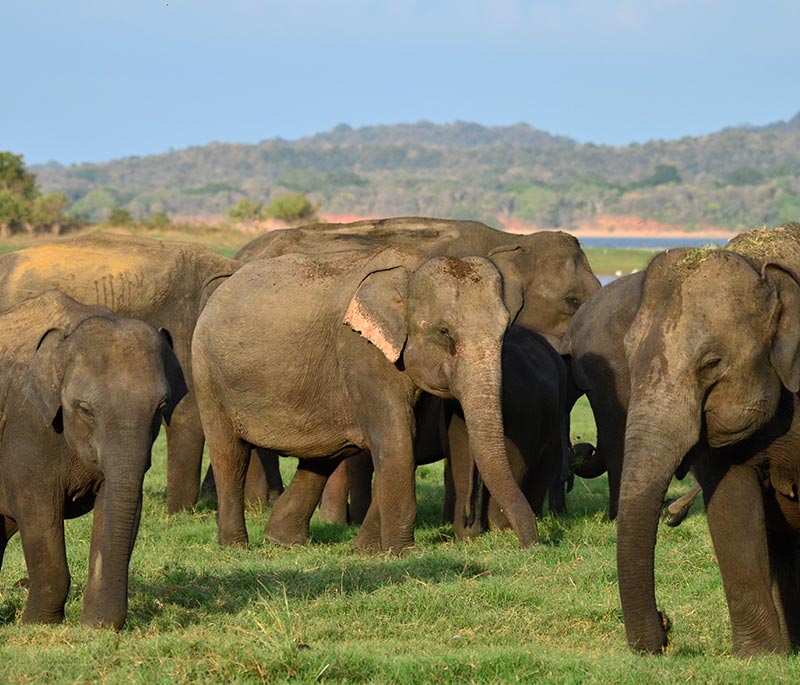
33;114;800;230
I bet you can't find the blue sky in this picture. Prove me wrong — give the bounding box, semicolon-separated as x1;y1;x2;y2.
3;1;799;165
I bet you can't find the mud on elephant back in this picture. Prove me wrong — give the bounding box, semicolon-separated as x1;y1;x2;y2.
192;246;539;554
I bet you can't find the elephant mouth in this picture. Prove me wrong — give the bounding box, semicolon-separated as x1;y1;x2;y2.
704;411;766;449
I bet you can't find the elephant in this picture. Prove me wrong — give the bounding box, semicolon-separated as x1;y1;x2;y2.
614;244;800;656
0;290;187;628
192;246;538;554
238;217;599;515
0;233;238;513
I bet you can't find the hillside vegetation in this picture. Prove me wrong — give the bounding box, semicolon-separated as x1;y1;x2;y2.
33;114;800;230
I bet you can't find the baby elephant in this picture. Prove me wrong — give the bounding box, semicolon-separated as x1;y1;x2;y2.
0;291;187;629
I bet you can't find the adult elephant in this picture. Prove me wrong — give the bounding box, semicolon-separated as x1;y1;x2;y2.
0;291;187;628
616;243;800;655
193;247;537;553
0;233;238;513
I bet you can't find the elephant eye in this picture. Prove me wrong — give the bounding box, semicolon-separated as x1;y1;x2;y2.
565;296;582;311
434;325;456;355
156;397;168;416
698;356;723;380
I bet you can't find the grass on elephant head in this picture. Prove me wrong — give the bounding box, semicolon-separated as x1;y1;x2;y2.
2;399;798;684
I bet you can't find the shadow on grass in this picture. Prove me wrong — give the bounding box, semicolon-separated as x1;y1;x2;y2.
127;554;490;629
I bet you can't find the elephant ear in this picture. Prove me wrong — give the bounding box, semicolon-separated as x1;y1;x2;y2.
764;263;800;393
344;266;409;363
22;328;66;428
487;245;525;323
159;328;189;425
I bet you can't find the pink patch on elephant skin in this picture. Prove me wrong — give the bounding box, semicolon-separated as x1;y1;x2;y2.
344;299;402;363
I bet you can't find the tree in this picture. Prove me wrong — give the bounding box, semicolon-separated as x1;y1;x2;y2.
264;192;318;223
0;152;38;200
107;207;134;226
0;190;25;237
32;193;70;235
227;199;264;222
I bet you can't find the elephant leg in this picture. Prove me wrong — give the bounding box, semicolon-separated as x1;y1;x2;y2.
0;516;18;571
354;423;417;554
244;448;284;508
449;415;483;539
318;461;350;525
699;463;789;655
17;512;70;624
205;408;251;547
352;491;382;552
165;394;206;514
768;530;800;648
585;390;626;520
198;464;216;502
346;450;374;525
264;457;341;546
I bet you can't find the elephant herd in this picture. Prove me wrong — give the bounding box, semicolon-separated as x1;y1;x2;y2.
0;217;798;658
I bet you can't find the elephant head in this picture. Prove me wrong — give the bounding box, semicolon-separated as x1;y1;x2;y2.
345;255;538;546
22;315;187;628
490;231;601;346
616;248;800;653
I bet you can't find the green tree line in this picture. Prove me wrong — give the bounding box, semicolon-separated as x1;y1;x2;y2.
21;114;800;229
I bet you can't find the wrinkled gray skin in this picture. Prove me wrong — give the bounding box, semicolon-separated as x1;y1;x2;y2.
239;217;599;512
0;233;237;513
193;247;537;553
615;245;800;656
0;291;187;628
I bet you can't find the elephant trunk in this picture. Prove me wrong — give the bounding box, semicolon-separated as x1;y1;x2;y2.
455;351;537;547
617;390;701;653
82;441;149;629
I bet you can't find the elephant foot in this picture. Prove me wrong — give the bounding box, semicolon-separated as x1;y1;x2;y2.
263;509;310;546
218;532;249;548
350;528;381;553
264;528;309;547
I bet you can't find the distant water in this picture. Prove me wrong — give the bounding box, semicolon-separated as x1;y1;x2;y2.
578;236;728;249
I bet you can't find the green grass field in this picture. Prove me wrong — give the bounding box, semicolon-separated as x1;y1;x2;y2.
1;398;798;683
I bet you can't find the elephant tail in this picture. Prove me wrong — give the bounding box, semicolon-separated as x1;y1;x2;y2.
199;270;238;315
